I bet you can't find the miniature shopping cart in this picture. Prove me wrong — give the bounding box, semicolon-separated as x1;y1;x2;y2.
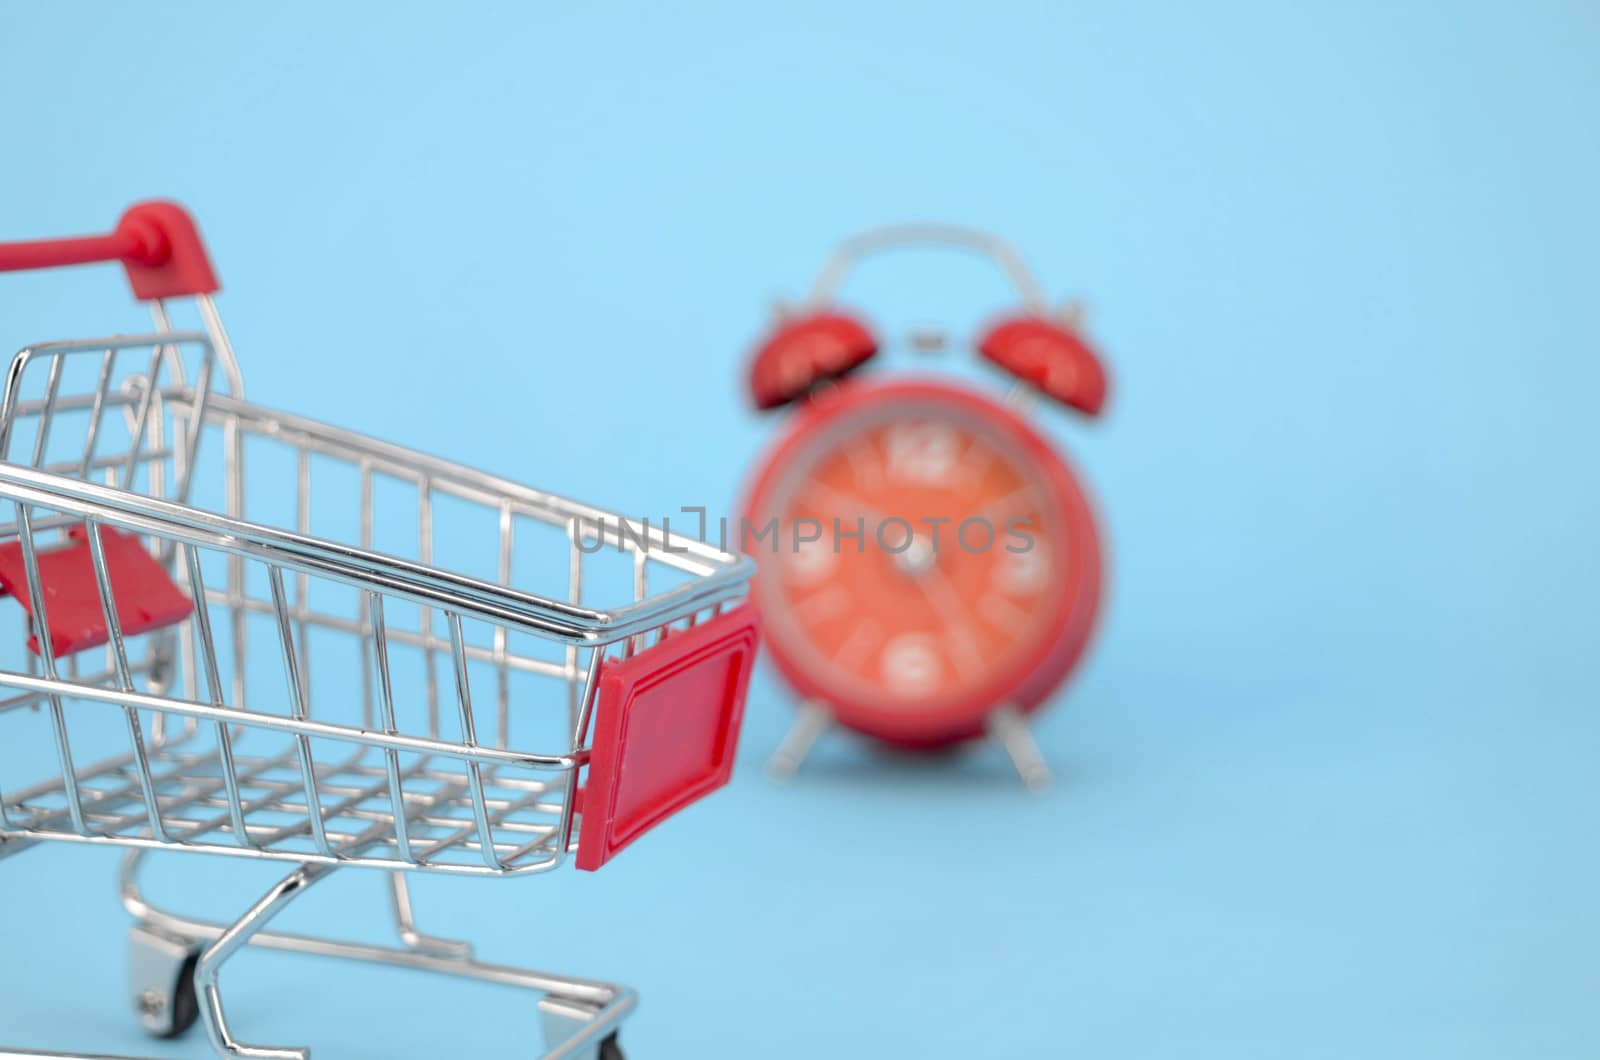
0;203;758;1060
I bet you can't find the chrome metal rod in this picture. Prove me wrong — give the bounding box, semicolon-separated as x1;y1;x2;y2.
121;854;635;1059
387;872;472;959
809;222;1049;309
986;704;1053;790
768;699;833;779
194;860;335;1060
0;1050;163;1060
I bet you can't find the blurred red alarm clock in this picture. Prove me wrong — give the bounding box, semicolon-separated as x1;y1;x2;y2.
740;225;1109;788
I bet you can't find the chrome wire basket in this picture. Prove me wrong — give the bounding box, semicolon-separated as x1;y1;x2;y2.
0;203;758;1060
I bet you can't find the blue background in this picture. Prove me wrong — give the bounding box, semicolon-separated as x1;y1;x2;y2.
2;2;1598;1056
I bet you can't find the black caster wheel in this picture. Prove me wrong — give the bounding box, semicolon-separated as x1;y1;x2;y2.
159;950;202;1039
598;1033;625;1060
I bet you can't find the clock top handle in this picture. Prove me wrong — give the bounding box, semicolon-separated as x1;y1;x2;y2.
806;223;1050;310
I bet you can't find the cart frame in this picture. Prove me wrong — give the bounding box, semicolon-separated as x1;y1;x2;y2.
0;203;757;1060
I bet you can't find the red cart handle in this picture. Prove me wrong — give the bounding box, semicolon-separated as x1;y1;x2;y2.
0;201;219;301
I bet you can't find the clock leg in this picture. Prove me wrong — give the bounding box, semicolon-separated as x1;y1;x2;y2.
767;699;834;779
987;705;1052;791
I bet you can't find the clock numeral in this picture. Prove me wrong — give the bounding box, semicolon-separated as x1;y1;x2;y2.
995;544;1048;595
786;533;836;585
884;422;958;484
880;633;943;696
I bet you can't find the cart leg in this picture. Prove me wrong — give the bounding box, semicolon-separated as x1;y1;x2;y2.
539;996;624;1060
386;872;472;959
0;833;35;862
120;852;637;1059
767;699;833;779
194;862;335;1060
0;1050;167;1059
986;705;1052;791
129;924;204;1039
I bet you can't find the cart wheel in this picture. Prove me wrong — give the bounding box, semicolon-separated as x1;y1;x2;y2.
138;948;200;1039
598;1033;625;1060
159;950;202;1039
129;925;202;1039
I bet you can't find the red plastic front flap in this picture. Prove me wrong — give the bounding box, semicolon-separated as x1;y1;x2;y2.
0;525;194;656
575;604;760;871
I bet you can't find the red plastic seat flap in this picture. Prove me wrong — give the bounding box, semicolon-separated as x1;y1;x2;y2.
575;604;760;871
0;525;194;656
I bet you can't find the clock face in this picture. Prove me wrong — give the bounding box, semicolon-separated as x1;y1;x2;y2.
742;379;1101;746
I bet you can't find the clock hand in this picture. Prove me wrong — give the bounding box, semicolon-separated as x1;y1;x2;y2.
912;561;985;680
799;481;895;540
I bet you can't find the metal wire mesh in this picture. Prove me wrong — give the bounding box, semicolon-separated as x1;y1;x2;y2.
0;305;750;877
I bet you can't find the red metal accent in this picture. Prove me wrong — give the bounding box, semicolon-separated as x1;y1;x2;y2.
747;311;878;411
575;605;760;871
0;526;194;657
740;378;1103;748
978;315;1108;415
0;201;219;300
